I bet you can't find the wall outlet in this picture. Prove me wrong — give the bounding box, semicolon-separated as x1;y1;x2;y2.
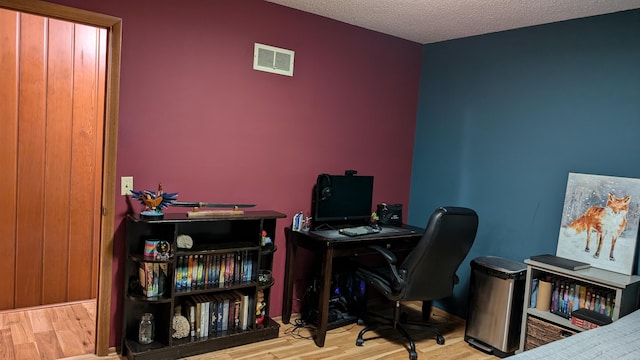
121;176;133;196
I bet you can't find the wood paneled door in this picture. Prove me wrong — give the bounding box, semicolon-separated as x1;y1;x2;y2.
0;8;106;309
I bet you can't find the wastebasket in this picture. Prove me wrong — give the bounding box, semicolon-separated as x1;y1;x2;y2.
464;256;527;358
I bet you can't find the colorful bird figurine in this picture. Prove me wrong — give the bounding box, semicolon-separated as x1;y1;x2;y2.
130;183;178;218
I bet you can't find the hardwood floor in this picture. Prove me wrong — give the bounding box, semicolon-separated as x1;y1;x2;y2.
0;300;499;360
183;302;499;360
0;300;97;360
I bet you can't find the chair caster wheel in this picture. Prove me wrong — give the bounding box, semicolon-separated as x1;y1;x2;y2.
436;335;445;345
356;338;364;346
357;319;365;326
400;312;408;323
409;350;418;360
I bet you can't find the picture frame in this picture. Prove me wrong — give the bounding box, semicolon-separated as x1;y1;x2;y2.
556;172;640;275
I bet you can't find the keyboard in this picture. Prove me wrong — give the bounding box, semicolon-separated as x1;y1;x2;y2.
339;225;381;237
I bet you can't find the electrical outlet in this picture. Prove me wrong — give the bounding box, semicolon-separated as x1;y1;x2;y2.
121;176;133;196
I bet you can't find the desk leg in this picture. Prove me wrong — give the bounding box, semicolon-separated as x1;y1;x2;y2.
282;229;295;324
422;300;432;321
314;246;333;347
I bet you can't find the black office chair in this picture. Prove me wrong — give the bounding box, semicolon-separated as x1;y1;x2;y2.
354;206;478;360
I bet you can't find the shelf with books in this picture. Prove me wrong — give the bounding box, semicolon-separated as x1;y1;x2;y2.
121;211;286;360
128;261;171;300
174;244;259;294
517;258;640;353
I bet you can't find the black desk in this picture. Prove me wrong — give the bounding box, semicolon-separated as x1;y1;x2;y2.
282;225;424;347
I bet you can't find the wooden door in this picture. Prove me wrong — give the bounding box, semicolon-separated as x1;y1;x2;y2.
0;8;106;309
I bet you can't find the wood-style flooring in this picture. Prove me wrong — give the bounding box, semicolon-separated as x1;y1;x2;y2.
0;300;499;360
0;300;98;360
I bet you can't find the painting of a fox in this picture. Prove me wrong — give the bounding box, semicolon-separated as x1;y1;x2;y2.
565;193;630;261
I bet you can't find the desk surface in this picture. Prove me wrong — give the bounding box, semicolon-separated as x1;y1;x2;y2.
302;224;424;243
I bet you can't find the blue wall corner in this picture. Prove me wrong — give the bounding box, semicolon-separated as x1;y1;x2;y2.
410;9;640;318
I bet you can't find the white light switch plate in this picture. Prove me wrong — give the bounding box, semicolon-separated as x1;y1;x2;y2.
121;176;133;196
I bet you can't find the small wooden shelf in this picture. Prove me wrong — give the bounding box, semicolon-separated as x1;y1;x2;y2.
129;254;173;263
176;242;259;256
171;317;279;346
259;244;277;255
124;339;170;358
127;293;172;304
525;307;583;332
121;211;286;360
517;258;640;353
173;282;257;297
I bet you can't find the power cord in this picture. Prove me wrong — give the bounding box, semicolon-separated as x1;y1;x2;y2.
283;284;318;340
283;317;315;340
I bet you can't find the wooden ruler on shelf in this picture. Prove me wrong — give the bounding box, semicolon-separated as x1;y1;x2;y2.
186;208;244;218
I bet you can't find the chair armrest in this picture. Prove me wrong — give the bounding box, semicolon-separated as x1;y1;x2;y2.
368;245;397;265
366;245;406;291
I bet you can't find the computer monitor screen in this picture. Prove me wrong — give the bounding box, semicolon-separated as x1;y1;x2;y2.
313;174;374;225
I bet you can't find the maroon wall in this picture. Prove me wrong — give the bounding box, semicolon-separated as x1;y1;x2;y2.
48;0;422;346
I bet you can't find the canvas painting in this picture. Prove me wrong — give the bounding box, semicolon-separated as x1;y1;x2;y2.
557;172;640;275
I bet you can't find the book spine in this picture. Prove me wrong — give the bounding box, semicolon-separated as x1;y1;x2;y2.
197;254;204;289
246;253;253;282
222;295;229;331
213;254;220;287
187;298;196;338
187;255;193;291
195;297;201;338
203;255;209;288
219;254;226;287
175;256;182;292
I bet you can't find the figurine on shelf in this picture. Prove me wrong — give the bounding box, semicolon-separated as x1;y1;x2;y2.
260;230;272;247
130;183;178;218
256;289;266;326
370;211;380;230
155;240;171;261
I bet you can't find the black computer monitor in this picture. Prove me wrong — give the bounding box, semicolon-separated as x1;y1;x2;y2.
312;173;374;228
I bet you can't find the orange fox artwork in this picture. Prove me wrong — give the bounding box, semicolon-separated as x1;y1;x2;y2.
566;193;630;261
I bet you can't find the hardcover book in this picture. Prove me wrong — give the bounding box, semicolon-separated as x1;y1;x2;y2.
530;254;590;271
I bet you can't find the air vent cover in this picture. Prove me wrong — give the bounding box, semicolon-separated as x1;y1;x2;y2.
253;43;294;76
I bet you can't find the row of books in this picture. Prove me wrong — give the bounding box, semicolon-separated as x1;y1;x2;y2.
547;276;616;318
138;262;168;297
175;252;255;292
181;291;252;339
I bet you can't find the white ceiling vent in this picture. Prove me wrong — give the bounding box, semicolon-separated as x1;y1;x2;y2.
253;43;294;77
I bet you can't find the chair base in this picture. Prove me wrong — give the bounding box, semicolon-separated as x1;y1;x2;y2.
355;301;445;360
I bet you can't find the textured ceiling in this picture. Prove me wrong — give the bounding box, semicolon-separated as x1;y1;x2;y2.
266;0;640;44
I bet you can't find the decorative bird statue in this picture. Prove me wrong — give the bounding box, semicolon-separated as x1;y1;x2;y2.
130;183;178;218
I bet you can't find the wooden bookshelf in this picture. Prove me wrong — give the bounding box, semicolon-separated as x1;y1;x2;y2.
121;211;286;360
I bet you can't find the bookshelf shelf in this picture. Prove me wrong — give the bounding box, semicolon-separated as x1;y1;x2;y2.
126;293;173;304
121;211;286;360
259;244;277;256
129;254;173;263
517;258;640;353
173;282;258;297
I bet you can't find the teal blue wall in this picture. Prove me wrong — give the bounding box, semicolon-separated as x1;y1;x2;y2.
410;9;640;318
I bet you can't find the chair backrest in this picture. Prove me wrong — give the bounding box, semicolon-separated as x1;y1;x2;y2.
400;207;478;301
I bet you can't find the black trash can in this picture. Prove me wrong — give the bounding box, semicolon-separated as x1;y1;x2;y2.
465;256;527;358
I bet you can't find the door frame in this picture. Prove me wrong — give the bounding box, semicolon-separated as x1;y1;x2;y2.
0;0;120;355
